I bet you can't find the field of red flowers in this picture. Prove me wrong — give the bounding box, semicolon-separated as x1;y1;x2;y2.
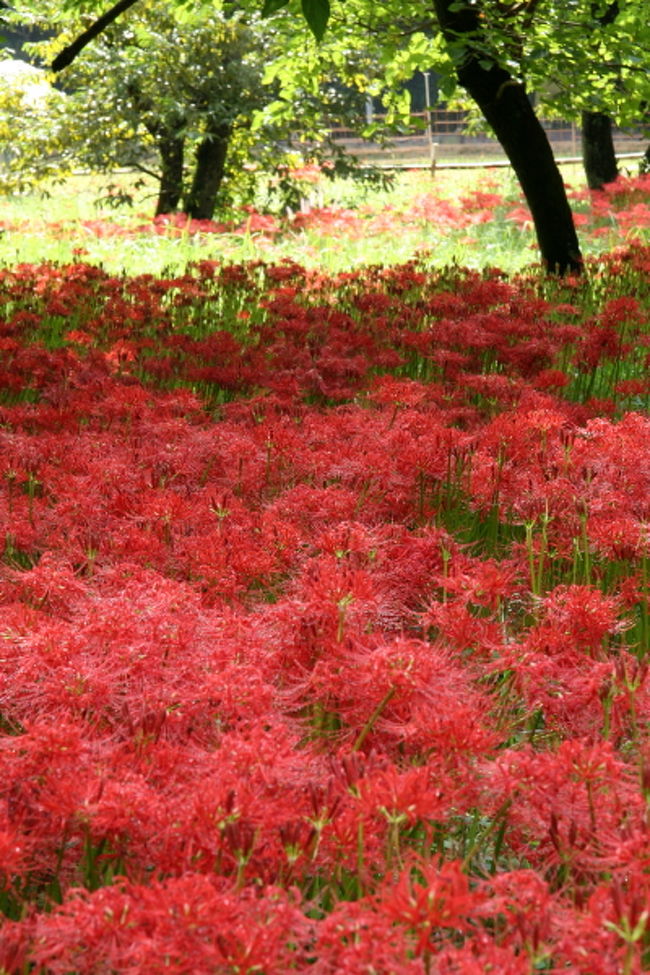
0;181;650;972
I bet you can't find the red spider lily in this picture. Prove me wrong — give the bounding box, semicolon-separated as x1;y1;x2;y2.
378;858;483;953
0;819;26;890
540;584;628;657
1;877;310;974
431;940;533;973
483;869;554;951
0;231;649;970
311;899;426;974
481;739;644;885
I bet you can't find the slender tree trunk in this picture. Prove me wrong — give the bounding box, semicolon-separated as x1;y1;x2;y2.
136;93;186;216
183;123;230;220
432;0;583;274
580;2;619;190
581;111;618;189
154;133;185;215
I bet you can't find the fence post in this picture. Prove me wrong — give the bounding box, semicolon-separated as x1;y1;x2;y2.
430;143;439;175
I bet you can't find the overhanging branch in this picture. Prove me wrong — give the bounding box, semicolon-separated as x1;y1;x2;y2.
51;0;141;71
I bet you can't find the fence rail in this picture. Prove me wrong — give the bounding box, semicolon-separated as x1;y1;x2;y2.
328;109;648;171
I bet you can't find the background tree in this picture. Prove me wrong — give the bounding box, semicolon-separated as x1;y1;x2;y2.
266;0;648;271
253;0;583;272
2;2;275;217
413;0;646;260
500;0;649;189
337;0;585;272
580;1;621;189
2;0;393;218
434;0;583;273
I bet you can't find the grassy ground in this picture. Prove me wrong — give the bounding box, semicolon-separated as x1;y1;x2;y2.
1;162;645;276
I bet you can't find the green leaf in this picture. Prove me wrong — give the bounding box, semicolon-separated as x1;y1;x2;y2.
301;0;329;41
262;0;290;16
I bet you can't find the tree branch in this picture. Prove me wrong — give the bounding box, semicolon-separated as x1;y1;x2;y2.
133;162;162;181
51;0;141;72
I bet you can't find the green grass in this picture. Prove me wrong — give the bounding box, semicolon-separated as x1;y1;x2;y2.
0;163;646;276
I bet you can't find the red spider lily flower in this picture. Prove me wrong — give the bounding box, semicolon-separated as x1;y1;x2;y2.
1;235;650;970
8;877;310;974
311;899;426;974
0;819;27;889
432;937;535;974
483;869;554;952
378;858;483;953
541;584;629;657
354;759;476;847
481;739;644;884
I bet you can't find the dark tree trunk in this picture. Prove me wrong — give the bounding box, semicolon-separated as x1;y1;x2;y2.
581;111;618;189
155;134;185;215
183;124;230;220
137;97;186;217
432;0;583;274
581;2;620;189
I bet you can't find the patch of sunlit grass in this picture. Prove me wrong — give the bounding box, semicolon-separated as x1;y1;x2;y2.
3;166;648;275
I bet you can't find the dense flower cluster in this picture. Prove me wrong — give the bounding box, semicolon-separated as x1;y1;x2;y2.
0;238;649;971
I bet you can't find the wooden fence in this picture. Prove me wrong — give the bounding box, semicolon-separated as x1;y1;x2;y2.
328;109;648;171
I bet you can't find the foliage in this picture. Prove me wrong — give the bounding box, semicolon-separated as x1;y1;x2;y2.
41;0;649;152
0;0;397;215
264;0;649;130
468;0;650;133
3;2;277;211
0;55;72;194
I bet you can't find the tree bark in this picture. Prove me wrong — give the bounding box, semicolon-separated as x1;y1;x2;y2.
432;0;583;274
183;123;230;220
134;87;186;216
580;1;619;190
155;133;185;215
581;111;618;189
